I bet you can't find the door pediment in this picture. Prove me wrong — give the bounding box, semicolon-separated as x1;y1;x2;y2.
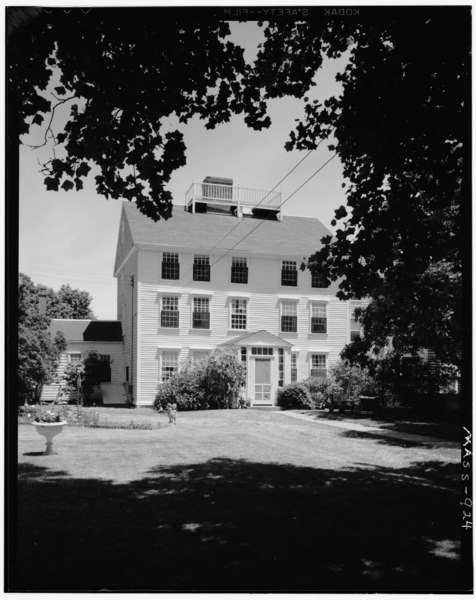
225;330;293;348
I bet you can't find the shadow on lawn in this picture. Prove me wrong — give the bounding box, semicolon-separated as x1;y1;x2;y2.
12;458;468;593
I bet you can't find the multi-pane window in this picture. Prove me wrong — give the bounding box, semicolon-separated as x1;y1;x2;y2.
291;353;298;383
281;300;298;332
193;254;210;282
310;354;327;378
230;298;247;330
231;257;248;284
311;271;328;288
251;347;274;355
281;260;297;286
160;351;179;382
311;302;327;333
350;302;362;341
161;296;179;328
278;348;284;387
162;252;179;280
192;297;210;329
241;347;247;375
68;352;81;363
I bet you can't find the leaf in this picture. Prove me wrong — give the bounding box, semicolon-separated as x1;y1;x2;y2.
76;162;91;178
74;178;84;191
54;85;67;96
44;177;59;191
32;113;44;126
61;180;74;192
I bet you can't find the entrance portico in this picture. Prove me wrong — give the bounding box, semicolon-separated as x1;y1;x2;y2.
221;330;293;407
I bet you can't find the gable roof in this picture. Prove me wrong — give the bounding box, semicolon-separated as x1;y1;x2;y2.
120;202;330;258
50;319;123;342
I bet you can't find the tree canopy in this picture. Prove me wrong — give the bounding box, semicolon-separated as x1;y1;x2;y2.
18;273;67;402
10;7;469;369
253;12;468;368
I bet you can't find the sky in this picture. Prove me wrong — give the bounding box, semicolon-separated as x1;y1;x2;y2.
18;19;349;320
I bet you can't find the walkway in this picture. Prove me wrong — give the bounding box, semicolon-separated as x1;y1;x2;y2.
280;410;459;446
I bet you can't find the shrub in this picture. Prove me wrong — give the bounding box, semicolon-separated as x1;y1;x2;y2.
204;349;245;409
154;362;209;412
277;382;315;410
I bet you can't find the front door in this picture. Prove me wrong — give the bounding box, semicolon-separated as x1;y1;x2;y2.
254;358;272;405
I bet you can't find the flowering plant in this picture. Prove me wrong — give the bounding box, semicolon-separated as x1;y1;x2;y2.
34;408;63;423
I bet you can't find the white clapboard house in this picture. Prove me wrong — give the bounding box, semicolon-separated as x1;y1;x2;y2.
114;177;362;407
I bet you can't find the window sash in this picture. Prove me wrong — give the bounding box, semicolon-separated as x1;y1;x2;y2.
311;272;328;288
161;351;178;382
161;310;179;328
231;265;248;284
281;266;297;286
193;259;210;282
192;311;210;329
231;299;247;330
162;260;180;280
281;315;297;332
310;368;327;378
311;317;327;333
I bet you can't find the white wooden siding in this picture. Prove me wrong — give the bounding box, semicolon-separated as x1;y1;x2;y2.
40;342;124;402
134;248;351;405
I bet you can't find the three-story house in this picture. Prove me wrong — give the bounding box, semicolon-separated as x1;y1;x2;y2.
114;177;359;406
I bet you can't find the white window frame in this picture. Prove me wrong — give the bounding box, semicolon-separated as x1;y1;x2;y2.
161;251;180;280
229;297;248;331
67;352;82;363
191;295;211;330
190;349;211;365
291;352;298;383
159;349;180;382
279;299;298;333
160;294;180;329
350;301;363;342
310;301;328;334
309;352;328;378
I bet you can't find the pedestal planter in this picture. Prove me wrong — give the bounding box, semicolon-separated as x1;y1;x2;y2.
34;421;67;455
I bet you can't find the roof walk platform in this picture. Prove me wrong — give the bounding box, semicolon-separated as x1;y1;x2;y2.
185;176;283;221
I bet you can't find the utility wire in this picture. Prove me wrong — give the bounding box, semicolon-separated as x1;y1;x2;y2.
166;143;329;291
208;152;338;271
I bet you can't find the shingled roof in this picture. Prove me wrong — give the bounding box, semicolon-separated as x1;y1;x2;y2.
50;320;123;342
122;202;330;257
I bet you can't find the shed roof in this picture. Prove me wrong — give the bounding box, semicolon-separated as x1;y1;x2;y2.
50;320;123;342
122;202;330;257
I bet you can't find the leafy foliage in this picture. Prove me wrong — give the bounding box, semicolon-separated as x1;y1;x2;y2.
63;351;111;404
46;284;95;319
154;362;209;411
154;349;245;412
254;12;468;367
277;382;314;410
18;274;67;403
10;7;270;221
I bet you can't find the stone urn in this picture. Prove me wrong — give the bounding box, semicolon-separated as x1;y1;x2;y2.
34;421;67;455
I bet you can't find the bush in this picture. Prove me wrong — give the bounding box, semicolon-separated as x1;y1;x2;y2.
304;362;377;412
277;382;315;410
204;349;245;409
154;362;209;412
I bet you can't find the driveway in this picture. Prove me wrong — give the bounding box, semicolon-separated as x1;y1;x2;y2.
14;409;467;592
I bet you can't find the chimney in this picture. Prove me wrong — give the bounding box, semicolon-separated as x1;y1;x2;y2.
38;286;48;315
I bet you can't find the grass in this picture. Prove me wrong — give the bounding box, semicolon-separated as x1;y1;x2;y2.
13;409;468;593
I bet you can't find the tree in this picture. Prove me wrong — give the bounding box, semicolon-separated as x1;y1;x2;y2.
47;284;95;319
9;7;269;222
63;351;111;404
10;8;469;368
253;10;468;368
18;273;67;403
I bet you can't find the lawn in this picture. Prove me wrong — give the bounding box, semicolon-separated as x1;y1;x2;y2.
13;408;468;592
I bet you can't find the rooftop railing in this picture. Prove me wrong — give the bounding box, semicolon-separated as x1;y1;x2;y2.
185;181;282;215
